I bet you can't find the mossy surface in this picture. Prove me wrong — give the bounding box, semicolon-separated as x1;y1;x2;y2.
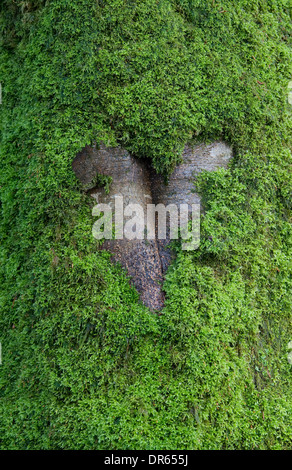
0;0;291;449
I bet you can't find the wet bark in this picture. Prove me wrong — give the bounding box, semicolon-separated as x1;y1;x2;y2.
72;141;232;310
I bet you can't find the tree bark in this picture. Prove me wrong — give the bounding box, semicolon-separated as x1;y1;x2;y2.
72;141;232;310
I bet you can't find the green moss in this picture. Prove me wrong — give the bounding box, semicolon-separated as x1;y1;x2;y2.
80;173;113;193
0;0;291;450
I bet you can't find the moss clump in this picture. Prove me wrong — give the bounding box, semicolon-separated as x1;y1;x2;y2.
80;174;113;193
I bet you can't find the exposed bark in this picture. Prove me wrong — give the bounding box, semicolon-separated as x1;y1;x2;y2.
150;141;233;273
72;143;164;311
72;141;232;310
